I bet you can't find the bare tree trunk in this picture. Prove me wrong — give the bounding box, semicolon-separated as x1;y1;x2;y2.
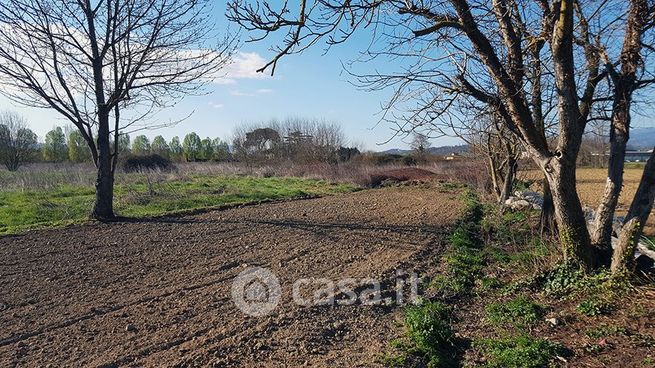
540;178;556;235
499;156;516;203
592;104;629;249
612;148;655;274
92;109;115;220
546;159;595;267
611;218;639;274
488;155;502;200
592;0;647;254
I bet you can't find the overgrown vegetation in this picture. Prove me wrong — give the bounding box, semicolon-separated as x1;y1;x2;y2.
0;175;357;234
402;300;456;367
384;190;482;366
473;335;564;368
431;191;485;299
384;186;655;367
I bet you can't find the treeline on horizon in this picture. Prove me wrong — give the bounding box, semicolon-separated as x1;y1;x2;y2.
0;116;371;170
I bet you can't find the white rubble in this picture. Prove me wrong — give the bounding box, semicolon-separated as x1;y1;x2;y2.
505;191;655;262
504;190;544;211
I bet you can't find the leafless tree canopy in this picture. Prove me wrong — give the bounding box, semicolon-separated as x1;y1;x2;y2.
229;0;655;270
232;118;346;164
0;0;233;163
0;0;235;219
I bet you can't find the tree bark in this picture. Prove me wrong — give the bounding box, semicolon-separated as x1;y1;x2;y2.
592;0;647;253
92;109;115;220
86;1;114;220
540;178;556;236
612;148;655;274
499;156;517;204
611;218;639;274
591;104;629;249
545;158;595;267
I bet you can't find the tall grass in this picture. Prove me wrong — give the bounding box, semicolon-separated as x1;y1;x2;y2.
0;160;489;191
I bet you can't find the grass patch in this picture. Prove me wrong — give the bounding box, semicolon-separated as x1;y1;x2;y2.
0;175;358;234
431;191;484;298
474;334;564;368
486;296;545;328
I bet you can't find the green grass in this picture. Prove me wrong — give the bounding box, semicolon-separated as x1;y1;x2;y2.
485;296;545;328
431;191;484;298
0;175;358;234
474;334;564;368
403;300;456;367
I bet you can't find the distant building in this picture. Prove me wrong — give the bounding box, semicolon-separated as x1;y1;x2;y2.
591;150;653;162
625;150;652;162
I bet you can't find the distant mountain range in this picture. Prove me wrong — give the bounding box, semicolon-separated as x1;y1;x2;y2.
378;127;653;155
380;144;469;156
628;127;655;150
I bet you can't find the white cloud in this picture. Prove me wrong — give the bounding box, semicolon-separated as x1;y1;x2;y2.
229;90;254;97
229;88;274;97
214;51;270;85
208;102;224;109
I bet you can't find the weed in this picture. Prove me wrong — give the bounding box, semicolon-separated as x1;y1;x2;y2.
404;300;456;367
577;298;613;317
474;334;564;368
485;296;545;328
379;351;407;367
438;182;466;193
482;246;511;264
431;190;484;299
449;226;479;249
431;274;469;298
584;325;628;339
477;277;503;292
539;264;632;299
444;248;484;279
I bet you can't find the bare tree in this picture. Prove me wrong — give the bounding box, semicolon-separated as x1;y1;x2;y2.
0;0;234;219
591;0;654;253
611;148;655;273
228;0;655;270
233;118;345;164
467;110;521;204
0;111;37;171
410;132;430;162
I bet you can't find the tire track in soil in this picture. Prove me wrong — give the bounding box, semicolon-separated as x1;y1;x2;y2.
0;186;463;367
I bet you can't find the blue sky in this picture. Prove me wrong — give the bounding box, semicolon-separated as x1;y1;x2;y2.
0;2;464;151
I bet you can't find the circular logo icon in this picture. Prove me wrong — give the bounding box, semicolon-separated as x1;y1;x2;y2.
231;267;281;317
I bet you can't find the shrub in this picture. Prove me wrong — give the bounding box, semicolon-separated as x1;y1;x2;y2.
121;154;175;173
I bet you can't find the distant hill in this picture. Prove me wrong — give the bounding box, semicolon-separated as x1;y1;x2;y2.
628;127;655;150
380;144;469;156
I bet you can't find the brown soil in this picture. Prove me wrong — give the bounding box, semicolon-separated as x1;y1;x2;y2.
0;186;463;367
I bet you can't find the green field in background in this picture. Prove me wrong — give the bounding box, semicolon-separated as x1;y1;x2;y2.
0;175;358;235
